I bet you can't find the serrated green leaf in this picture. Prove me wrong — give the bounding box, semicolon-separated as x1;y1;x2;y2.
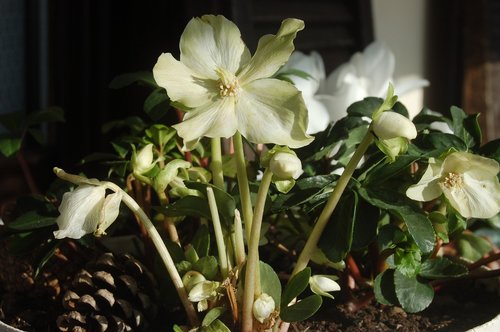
109;71;158;89
8;211;56;231
281;268;311;309
363;155;419;186
419;257;468;279
394;269;434;313
0;137;22;157
374;269;399;306
202;307;226;327
145;124;176;149
394;248;421;277
456;233;492;261
450;106;481;148
280;294;322;322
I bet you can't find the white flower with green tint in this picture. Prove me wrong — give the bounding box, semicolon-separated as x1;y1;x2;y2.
309;275;341;300
153;15;312;149
406;151;500;219
54;185;122;239
252;293;276;323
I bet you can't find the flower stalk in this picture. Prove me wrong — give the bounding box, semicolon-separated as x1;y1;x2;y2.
206;187;229;279
234;132;254;241
211;137;225;190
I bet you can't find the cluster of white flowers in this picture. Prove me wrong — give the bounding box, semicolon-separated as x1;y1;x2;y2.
279;42;429;134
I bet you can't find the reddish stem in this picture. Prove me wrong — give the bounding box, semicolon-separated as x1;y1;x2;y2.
469;251;500;271
346;254;364;285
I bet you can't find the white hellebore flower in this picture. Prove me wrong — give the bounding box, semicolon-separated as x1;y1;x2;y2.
279;51;331;134
188;280;220;312
54;185;122;239
406;151;500;219
309;275;341;300
372;111;417;140
253;293;276;323
320;41;429;122
153;15;312;149
269;152;303;180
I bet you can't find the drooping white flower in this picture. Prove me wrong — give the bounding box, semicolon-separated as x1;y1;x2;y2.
319;41;429;122
252;293;276;323
188;280;220;312
153;15;312;149
54;185;122;239
406;151;500;219
278;51;331;134
309;275;341;300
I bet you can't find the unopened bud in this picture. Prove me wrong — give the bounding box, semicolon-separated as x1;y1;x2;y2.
182;271;206;292
372;111;417;140
132;143;155;174
253;293;275;323
270;152;303;180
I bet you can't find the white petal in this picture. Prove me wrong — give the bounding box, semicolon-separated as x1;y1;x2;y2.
443;152;499;180
54;185;106;239
153;53;216;108
95;192;122;236
393;75;430;96
304;95;331;134
173;97;237;144
179;15;249;79
406;159;443;202
316;94;350;124
309;275;340;300
236;78;313;148
280;51;325;96
238;18;304;84
429;121;453;134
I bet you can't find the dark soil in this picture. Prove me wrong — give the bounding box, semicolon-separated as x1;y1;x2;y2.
1;236;499;331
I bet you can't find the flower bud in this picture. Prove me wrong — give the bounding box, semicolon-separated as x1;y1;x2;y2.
309;275;341;300
253;293;275;323
132;143;155;174
269;152;303;180
372;111;417;140
182;271;206;292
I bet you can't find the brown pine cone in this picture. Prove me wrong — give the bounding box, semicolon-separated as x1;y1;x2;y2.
56;253;159;332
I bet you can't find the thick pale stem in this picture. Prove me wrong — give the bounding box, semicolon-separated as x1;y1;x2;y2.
241;169;273;332
206;187;229;278
211;138;225;190
233;209;246;266
233;132;254;241
53;168;199;327
291;131;374;276
157;190;180;245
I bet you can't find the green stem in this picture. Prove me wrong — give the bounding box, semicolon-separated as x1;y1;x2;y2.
241;169;273;332
53;167;200;327
233;132;254;241
206;187;229;279
291;131;374;277
211;137;225;190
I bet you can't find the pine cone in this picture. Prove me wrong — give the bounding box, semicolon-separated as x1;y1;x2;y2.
56;253;159;332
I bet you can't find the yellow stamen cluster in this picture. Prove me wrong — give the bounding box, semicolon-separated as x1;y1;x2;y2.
219;80;240;97
442;172;463;189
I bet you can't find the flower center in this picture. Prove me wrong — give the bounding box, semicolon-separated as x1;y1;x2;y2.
219;79;240;97
441;172;463;189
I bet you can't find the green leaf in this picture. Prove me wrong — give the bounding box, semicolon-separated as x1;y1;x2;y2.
394;269;434;313
374;269;399;306
394;248;421;277
201;319;231;332
425;132;467;151
352;200;380;249
419;257;468;279
158;196;211;219
145;124;176;150
143;89;171;121
280;294;322;322
260;261;282;307
109;71;158;89
193;256;219;280
0;137;22;157
191;224;210;258
455;233;492;261
378;223;406;251
8;211;56;231
186;182;236;227
450;106;481;148
363;155;419;186
358;187;435;254
0;111;24;132
202;307;226;327
26;107;65;126
479;138;500;163
319;191;358;262
34;240;60;277
281;268;311;309
347;97;383;117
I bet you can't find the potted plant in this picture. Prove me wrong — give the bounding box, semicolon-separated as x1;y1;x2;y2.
1;14;499;332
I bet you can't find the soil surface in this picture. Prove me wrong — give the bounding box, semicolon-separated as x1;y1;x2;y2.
1;237;499;331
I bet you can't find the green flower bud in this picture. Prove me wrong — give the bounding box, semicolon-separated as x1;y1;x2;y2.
132;143;155;174
253;293;276;323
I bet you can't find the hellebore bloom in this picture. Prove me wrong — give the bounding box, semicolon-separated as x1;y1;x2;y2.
406;151;500;219
188;280;221;312
253;293;276;323
278;51;331;134
319;41;429;122
153;15;312;149
54;185;122;239
309;275;341;300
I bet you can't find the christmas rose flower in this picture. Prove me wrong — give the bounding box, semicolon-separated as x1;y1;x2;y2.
309;275;341;300
153;15;312;149
406;151;500;218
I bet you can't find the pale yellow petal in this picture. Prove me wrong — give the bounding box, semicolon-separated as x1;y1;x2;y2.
406;159;443;202
153;53;216;108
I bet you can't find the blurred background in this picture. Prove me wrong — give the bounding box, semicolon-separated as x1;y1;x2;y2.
1;0;499;202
